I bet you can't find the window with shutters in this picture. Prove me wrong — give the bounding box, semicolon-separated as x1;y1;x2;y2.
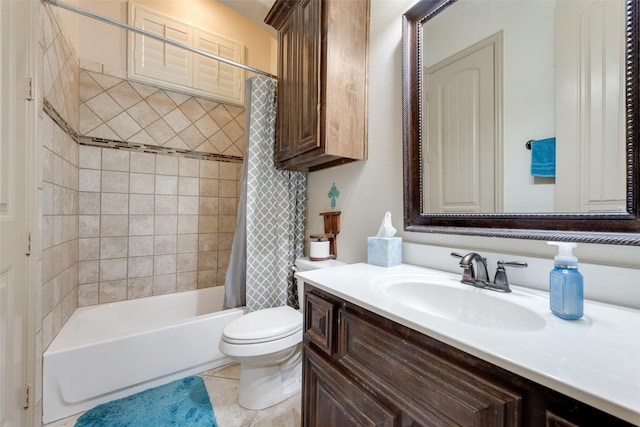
128;2;245;105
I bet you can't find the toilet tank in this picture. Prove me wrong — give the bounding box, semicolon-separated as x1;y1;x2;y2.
294;257;346;311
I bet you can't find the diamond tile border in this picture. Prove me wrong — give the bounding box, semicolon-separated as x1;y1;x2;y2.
79;69;246;157
44;99;242;165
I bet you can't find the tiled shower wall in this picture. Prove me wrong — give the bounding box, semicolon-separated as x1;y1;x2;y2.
77;69;244;305
40;7;246;312
36;4;81;422
77;146;241;305
40;3;80;355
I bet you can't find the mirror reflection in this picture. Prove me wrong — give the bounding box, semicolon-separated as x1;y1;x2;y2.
422;0;626;214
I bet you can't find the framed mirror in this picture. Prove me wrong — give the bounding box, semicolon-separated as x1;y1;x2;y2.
402;0;640;245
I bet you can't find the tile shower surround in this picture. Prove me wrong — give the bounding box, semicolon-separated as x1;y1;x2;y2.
40;2;80;353
37;4;81;423
76;66;245;305
42;18;246;311
77;146;241;306
75;70;245;305
48;74;245;307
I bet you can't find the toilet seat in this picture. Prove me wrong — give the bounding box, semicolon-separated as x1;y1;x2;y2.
222;306;302;345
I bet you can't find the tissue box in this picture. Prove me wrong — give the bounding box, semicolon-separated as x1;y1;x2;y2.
367;237;402;267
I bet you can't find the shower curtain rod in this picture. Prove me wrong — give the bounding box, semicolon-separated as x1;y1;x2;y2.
41;0;277;80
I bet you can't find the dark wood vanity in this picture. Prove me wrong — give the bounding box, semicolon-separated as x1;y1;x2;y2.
302;283;635;426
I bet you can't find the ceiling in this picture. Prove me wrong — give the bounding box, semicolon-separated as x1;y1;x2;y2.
217;0;277;38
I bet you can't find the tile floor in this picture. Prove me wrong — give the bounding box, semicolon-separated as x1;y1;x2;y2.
44;363;302;427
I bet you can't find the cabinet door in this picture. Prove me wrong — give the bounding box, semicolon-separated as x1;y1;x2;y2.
292;0;321;156
277;14;297;160
276;0;321;163
303;347;396;427
338;309;522;426
304;290;338;357
268;0;369;171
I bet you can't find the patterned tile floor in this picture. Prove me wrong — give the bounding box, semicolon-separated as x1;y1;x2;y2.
44;363;302;427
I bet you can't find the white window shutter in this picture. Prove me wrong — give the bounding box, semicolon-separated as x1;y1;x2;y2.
131;5;192;87
128;2;245;105
193;28;245;105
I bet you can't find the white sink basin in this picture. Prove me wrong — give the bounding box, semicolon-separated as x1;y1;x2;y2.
374;274;545;331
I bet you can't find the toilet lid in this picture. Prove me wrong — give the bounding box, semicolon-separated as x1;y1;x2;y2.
223;306;302;344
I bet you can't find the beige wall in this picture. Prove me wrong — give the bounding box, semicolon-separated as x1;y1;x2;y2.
306;0;640;270
58;0;276;79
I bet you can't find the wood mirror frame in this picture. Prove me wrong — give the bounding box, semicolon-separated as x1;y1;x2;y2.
402;0;640;245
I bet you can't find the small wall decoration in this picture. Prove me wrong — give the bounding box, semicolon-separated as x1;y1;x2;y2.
328;183;340;209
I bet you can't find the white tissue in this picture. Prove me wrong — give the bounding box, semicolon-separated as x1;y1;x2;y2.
376;211;397;238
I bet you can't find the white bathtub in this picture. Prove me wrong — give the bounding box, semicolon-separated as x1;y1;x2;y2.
43;286;244;423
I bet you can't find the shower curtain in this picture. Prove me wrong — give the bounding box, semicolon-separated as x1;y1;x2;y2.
223;76;306;312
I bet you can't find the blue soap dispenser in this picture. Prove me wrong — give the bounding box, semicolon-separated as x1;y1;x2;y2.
547;242;583;320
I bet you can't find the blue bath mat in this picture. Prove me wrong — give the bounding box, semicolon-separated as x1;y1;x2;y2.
74;376;217;427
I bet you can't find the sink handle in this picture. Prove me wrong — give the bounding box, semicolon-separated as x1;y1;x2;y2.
450;252;464;259
492;260;528;292
500;260;528;269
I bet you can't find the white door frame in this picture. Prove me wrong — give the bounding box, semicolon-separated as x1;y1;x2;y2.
26;0;41;425
1;0;39;426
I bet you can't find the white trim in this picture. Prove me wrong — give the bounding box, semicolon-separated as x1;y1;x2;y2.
26;1;40;425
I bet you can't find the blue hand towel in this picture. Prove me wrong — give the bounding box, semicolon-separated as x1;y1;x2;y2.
530;137;556;177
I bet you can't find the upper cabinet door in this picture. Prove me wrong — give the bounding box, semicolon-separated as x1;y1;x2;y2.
266;0;370;172
294;0;322;155
276;14;297;160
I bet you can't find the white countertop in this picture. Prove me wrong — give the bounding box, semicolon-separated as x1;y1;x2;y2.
295;262;640;425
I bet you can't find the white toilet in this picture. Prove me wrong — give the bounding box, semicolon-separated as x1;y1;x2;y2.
219;257;345;410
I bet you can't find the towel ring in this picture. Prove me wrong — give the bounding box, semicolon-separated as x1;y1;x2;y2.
525;140;534;150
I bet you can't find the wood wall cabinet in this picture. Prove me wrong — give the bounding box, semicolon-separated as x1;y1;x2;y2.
302;284;635;426
265;0;370;172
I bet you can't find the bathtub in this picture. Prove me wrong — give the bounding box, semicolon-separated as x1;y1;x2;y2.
42;286;244;423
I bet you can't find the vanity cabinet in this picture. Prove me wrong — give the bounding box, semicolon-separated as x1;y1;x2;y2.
302;284;634;427
265;0;369;172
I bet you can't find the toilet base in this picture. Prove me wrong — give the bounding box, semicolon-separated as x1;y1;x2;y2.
237;345;302;410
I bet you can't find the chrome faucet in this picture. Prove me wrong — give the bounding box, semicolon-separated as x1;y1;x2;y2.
451;252;527;293
452;252;489;285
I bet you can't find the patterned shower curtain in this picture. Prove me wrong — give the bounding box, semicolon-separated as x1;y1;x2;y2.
223;76;306;312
